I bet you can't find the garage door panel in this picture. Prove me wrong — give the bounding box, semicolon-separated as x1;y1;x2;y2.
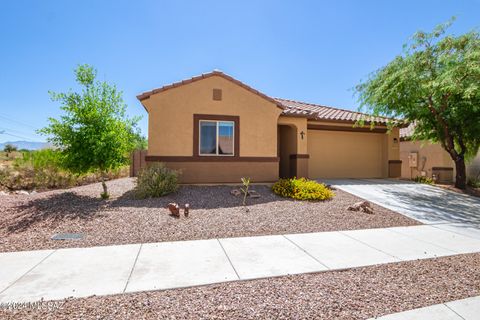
308;130;384;178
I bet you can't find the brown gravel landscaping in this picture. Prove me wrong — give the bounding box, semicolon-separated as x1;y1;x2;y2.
1;253;479;319
0;178;419;252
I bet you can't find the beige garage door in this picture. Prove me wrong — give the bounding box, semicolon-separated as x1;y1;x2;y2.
308;130;385;178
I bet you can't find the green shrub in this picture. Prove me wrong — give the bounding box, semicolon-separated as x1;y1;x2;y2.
134;163;179;199
10;149;76;189
0;149;129;191
468;177;480;188
412;176;434;184
272;177;334;201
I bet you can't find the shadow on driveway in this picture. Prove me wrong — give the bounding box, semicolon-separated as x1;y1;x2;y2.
323;179;480;226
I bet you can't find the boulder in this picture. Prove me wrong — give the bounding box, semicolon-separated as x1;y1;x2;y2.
247;190;261;198
348;201;374;214
230;189;242;197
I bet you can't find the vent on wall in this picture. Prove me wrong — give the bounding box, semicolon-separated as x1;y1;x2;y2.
213;88;222;101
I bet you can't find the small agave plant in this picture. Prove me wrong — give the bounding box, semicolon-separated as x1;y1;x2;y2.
240;177;251;208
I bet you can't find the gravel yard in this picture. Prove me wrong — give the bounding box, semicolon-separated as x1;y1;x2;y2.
0;178;419;252
1;253;478;319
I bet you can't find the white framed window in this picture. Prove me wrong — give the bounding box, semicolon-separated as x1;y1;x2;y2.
199;120;234;156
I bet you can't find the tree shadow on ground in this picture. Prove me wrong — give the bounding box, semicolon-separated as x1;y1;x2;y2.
382;188;480;225
2;192;108;234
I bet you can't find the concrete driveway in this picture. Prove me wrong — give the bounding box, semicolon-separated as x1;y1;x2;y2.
322;179;480;228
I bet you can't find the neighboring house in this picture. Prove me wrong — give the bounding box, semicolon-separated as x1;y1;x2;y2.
137;71;403;183
399;124;480;183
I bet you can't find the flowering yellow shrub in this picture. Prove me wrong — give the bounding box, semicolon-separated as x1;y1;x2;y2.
272;177;334;201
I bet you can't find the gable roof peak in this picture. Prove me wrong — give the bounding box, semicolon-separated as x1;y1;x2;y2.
136;70;284;109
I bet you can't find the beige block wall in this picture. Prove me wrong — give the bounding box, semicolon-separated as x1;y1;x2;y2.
143;75;283;157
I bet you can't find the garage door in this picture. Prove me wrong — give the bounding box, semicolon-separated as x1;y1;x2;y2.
308;130;385;178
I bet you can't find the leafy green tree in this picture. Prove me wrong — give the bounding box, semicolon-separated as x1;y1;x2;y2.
3;144;17;157
133;132;148;150
356;20;480;189
39;64;141;198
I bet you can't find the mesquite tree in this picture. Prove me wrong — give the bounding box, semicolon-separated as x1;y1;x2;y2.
356;20;480;189
40;64;140;198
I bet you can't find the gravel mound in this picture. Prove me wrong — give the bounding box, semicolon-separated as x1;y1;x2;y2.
0;178;419;252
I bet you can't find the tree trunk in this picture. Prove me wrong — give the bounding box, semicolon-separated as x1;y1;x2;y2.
454;157;467;189
101;174;109;199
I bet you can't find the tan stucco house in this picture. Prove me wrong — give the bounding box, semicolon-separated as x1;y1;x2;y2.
137;71;403;183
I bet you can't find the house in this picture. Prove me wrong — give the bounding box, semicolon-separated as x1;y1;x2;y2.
137;71;403;183
400;124;480;183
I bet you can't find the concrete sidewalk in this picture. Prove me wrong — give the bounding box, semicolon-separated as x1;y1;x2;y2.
371;295;480;319
1;224;480;303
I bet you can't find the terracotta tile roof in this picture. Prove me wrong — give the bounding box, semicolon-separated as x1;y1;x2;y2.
275;98;394;125
138;70;405;126
137;70;284;109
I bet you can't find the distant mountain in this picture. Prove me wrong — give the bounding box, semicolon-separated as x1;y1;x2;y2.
0;141;51;151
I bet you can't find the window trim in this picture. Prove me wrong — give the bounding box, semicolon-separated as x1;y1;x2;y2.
199;120;235;156
193;114;240;159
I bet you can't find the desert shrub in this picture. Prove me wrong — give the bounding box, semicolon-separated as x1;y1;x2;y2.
134;163;179;199
9;149;76;189
0;149;129;191
272;177;334;201
412;176;434;184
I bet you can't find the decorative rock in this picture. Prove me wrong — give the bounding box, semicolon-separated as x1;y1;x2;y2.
347;201;374;214
230;189;242;197
247;190;261;198
167;203;180;218
15;190;30;195
184;203;190;217
0;191;8;196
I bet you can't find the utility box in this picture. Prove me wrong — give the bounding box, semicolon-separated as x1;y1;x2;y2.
408;152;418;168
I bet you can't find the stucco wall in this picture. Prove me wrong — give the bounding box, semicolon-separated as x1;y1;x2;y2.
467;153;480;179
143;75;283;157
164;161;279;183
400;140;480;181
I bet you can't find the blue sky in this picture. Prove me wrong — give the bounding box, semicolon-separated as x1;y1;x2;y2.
0;0;479;143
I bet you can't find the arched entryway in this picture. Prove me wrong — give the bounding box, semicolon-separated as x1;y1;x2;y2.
278;124;298;178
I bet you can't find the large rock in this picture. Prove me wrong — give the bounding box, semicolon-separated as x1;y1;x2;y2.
230;189;241;197
348;201;374;214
